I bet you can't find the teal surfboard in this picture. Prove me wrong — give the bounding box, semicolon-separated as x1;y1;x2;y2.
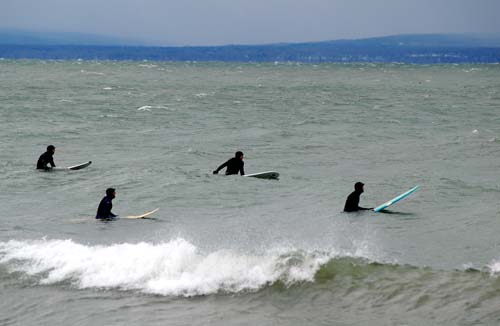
373;185;419;212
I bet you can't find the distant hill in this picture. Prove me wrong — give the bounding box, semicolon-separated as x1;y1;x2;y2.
1;33;500;63
328;34;500;48
0;29;141;46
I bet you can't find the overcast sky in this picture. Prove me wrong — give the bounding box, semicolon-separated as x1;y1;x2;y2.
2;0;500;46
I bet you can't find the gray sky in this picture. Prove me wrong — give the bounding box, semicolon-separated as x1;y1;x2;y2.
2;0;500;46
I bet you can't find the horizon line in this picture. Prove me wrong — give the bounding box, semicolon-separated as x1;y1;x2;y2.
1;29;500;48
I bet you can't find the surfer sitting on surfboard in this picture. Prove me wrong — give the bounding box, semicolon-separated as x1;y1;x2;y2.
344;182;373;212
213;151;245;175
96;188;118;220
36;145;56;170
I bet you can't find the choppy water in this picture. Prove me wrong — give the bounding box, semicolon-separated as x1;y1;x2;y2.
1;60;500;325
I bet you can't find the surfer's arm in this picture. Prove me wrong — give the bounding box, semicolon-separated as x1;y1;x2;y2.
49;157;55;167
96;198;116;219
213;160;229;174
240;163;244;176
108;202;117;217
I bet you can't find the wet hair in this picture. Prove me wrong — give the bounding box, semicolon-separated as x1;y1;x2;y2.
106;188;116;197
355;182;364;191
47;145;55;151
235;151;244;158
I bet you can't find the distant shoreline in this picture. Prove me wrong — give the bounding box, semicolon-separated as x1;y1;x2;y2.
1;34;500;64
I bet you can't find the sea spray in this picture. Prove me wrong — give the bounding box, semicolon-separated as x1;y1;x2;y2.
0;238;332;297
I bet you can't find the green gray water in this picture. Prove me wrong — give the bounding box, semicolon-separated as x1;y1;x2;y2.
1;60;500;325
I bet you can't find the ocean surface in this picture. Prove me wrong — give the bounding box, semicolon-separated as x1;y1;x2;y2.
1;60;500;325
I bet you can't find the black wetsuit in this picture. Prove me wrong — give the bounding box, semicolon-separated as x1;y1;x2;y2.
96;196;117;219
344;191;369;212
36;152;55;169
214;157;244;175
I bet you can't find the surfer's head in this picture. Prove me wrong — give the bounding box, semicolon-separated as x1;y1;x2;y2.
235;151;244;160
47;145;55;154
106;188;116;198
355;182;364;193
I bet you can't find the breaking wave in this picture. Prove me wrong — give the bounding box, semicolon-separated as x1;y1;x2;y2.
2;238;499;299
0;238;332;297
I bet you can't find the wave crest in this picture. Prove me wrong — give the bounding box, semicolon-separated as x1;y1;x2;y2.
0;238;331;297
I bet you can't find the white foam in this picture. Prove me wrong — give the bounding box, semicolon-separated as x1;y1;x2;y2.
0;239;332;297
483;256;500;275
138;64;157;68
80;70;104;75
488;259;500;274
137;105;169;111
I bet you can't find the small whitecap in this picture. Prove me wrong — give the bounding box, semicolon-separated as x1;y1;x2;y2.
472;129;479;134
488;259;500;274
138;64;157;68
80;70;104;75
103;87;113;90
137;105;153;111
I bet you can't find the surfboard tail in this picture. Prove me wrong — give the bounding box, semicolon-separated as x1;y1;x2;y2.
244;171;280;179
68;161;92;170
373;186;420;212
125;208;159;219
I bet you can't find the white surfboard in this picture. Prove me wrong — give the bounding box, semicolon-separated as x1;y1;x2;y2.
50;161;92;171
373;186;419;212
244;171;280;180
124;208;159;219
68;161;92;170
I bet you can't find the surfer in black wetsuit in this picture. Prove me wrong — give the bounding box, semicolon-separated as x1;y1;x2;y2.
96;188;117;220
213;151;245;175
36;145;56;170
344;182;372;212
